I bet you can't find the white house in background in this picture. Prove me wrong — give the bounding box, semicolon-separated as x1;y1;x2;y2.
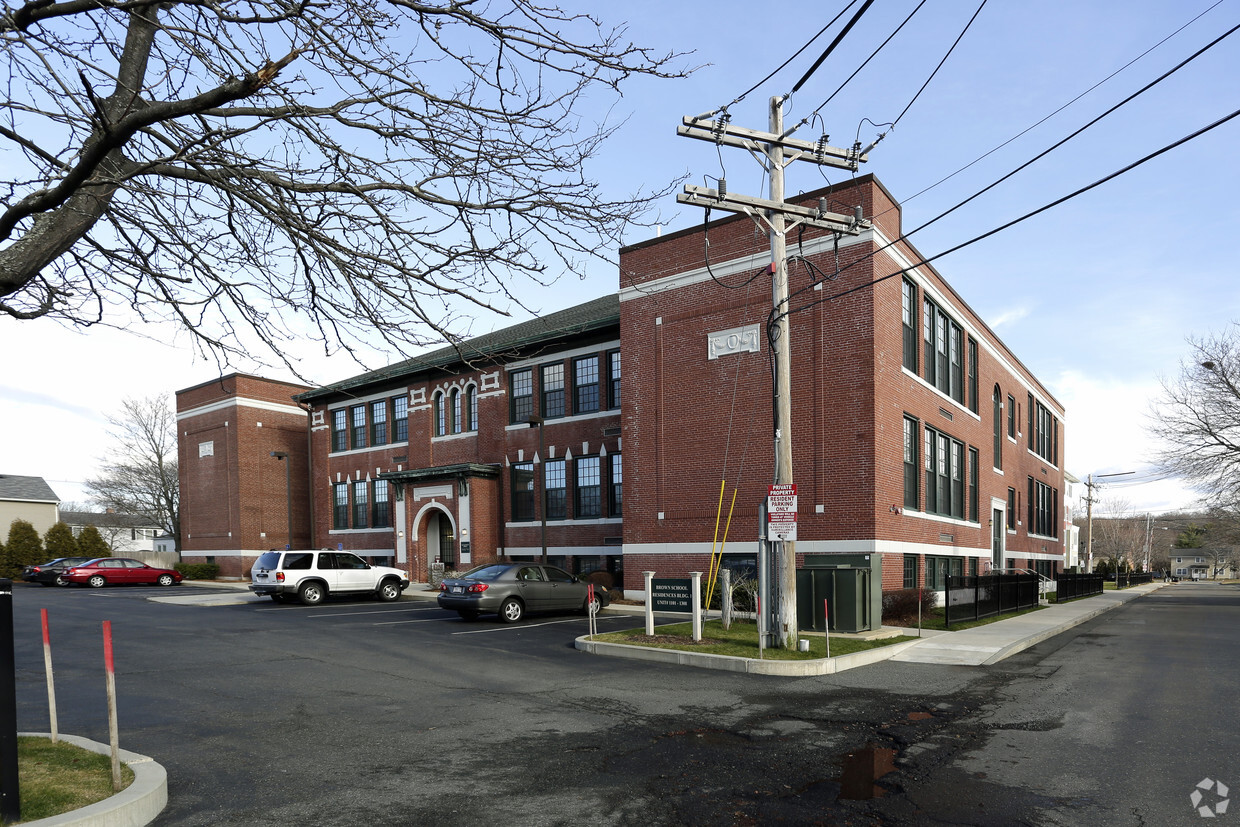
60;510;163;554
0;474;60;535
1063;471;1082;570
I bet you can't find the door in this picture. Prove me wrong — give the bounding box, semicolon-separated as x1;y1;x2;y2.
543;565;581;610
331;552;374;593
992;508;1005;571
515;566;554;610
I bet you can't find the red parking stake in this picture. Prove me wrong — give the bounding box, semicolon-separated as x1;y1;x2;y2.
41;609;57;743
102;621;121;792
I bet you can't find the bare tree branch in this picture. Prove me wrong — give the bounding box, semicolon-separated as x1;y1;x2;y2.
0;1;692;374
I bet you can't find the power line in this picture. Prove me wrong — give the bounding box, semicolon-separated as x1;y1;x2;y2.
890;0;988;129
780;16;1240;312
889;0;1227;211
788;0;876;97
781;102;1240;321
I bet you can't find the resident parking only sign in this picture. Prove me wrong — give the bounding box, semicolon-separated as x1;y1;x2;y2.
767;483;797;541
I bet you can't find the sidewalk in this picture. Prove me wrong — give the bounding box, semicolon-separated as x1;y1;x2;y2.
889;582;1166;666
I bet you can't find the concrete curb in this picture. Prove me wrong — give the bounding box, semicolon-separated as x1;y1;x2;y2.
574;634;924;676
18;733;167;827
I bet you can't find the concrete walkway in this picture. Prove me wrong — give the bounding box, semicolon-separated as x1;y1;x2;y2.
890;582;1166;665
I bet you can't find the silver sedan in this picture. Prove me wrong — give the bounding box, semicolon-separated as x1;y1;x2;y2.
437;563;608;622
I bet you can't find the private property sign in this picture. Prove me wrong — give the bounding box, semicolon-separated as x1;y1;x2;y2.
767;483;797;541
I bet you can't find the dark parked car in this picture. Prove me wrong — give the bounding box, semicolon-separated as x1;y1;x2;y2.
62;558;183;588
22;557;93;586
437;563;608;622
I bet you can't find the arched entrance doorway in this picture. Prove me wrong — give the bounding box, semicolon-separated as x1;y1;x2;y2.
413;505;457;581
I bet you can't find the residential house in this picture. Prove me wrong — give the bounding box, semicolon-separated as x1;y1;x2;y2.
0;474;60;536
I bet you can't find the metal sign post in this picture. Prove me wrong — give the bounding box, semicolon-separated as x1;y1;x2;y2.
0;580;19;823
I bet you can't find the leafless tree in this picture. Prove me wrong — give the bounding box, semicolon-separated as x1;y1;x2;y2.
1150;326;1240;510
84;395;180;551
0;2;689;371
1089;497;1145;572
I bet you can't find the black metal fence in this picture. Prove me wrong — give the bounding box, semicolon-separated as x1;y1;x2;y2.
945;573;1040;629
1114;571;1154;589
1056;572;1103;601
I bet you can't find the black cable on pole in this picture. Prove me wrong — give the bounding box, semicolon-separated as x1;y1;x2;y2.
722;0;862;112
891;0;988;128
788;0;876;97
781;103;1240;322
782;16;1240;312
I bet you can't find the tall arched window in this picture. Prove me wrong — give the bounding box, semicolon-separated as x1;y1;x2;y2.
992;385;1003;471
451;388;462;433
434;392;446;437
465;385;477;431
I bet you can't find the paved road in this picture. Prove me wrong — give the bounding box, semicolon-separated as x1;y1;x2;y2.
8;581;1236;825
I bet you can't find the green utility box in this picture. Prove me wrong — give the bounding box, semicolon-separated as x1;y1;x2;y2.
796;554;883;633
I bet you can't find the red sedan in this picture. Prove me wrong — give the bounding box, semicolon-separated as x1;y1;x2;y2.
63;558;183;588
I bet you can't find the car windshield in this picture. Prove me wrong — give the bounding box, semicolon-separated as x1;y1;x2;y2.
460;565;510;582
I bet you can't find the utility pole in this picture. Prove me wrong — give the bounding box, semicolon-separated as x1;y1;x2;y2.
678;98;868;648
1084;471;1135;573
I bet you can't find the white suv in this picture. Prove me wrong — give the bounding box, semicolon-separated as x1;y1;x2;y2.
250;550;409;605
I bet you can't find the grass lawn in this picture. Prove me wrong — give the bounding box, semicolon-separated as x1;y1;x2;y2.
15;736;134;823
591;619;915;660
887;604;1046;632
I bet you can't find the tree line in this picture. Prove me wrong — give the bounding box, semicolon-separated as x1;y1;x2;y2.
1;519;111;578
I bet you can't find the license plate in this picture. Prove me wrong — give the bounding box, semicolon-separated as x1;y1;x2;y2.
451;586;463;594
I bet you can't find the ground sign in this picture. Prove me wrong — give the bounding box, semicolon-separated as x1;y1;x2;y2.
650;578;693;612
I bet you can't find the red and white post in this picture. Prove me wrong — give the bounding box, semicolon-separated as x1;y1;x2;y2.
102;621;122;792
41;609;57;743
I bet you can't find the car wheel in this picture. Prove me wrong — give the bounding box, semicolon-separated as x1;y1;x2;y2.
298;582;326;606
457;610;479;621
376;579;402;602
498;597;524;623
157;574;175;587
55;575;69;587
583;594;602;615
88;575;106;588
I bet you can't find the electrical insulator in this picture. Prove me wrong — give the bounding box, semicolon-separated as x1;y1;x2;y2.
818;197;828;217
718;177;727;199
853;205;863;224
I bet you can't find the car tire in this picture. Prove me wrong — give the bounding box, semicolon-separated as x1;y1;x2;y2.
88;575;106;588
583;595;602;615
498;597;524;623
298;582;326;606
376;579;402;602
457;610;479;621
55;575;69;587
157;574;175;587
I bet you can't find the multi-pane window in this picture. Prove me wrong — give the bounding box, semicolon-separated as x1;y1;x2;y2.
903;554;918;589
1030;397;1059;464
451;389;462;433
1028;478;1058;537
542;364;565;419
512;462;535;521
968;447;979;523
1006;394;1016;439
371;400;388;446
609;453;623;516
608;351;621;409
545;460;566;520
576;456;601;518
434;392;446;437
393;395;408;442
1007;488;1017;530
332;410;348;453
466;385;477;432
351;405;367;450
967;340;978;413
373;480;391;528
902;278;918;371
333;483;349;529
352;480;369;528
511;370;533;423
575;356;600;414
924;425;968;520
992;386;1003;471
922;298;964;403
903;416;919;510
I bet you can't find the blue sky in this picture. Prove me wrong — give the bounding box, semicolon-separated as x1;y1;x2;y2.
3;0;1238;516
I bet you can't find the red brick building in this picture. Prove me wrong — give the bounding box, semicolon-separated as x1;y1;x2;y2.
177;174;1066;596
618;174;1065;593
176;374;312;577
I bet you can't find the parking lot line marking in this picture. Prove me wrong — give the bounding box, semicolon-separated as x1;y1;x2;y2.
372;617;456;626
308;606;439;618
449;618;591;634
